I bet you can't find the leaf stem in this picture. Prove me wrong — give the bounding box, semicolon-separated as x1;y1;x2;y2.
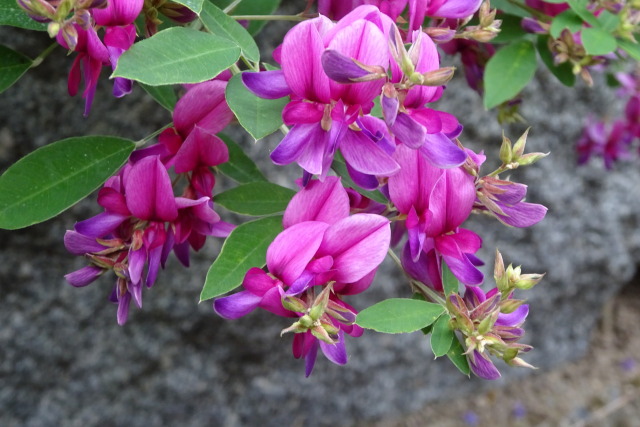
31;42;58;68
223;0;243;14
135;122;173;148
231;14;312;22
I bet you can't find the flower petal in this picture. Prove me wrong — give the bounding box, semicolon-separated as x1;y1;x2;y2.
283;176;350;228
213;291;262;319
242;70;291;99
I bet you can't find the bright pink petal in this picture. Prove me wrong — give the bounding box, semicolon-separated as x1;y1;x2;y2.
267;221;330;286
173;80;233;137
283;176;350;228
125;156;178;222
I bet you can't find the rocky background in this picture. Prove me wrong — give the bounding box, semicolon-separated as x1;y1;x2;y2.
2;3;640;425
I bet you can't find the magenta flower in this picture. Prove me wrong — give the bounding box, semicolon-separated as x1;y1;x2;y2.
386;29;467;167
577;118;633;169
388;144;483;285
475;177;547;228
243;6;400;186
214;178;390;375
409;0;483;33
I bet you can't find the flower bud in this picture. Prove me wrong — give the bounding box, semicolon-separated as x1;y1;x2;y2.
421;67;456;86
513;273;545;290
499;133;513;164
424;27;456;44
477;311;499;335
311;324;336;344
499;298;524;314
512;128;529;158
47;21;61;38
60;22;78;51
282;295;307;313
309;284;332;320
517;152;550;166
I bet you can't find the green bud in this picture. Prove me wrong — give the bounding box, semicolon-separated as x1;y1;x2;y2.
409;72;424;85
421;67;455;86
512;128;530;158
499;133;513;164
516;152;549;166
514;273;545;290
499;298;524;314
494;249;509;292
477;311;498;335
47;22;61;38
321;322;339;336
502;347;518;362
281;296;306;313
311;325;336;344
298;314;314;329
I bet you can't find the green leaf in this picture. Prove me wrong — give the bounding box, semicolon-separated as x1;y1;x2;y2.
200;1;260;63
200;215;283;301
618;39;640;61
483;40;537;109
567;0;600;28
536;35;575;87
0;0;47;30
217;134;267;183
140;83;177;112
225;72;287;140
356;298;445;334
0;136;135;230
442;262;459;296
491;14;528;43
550;9;583;38
331;153;388;205
113;27;241;86
490;0;528;17
430;314;454;358
172;0;204;14
0;45;32;94
447;335;471;376
211;0;281;35
597;10;620;31
215;181;295;215
581;26;617;56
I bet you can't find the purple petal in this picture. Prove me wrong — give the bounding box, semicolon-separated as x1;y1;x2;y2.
340;128;400;176
242;70;291;99
321;49;371;83
436;235;484;285
305;339;320;377
116;292;131;326
496;304;529;327
469;350;501;380
64;230;108;255
271;123;326;175
213;291;262;319
392;113;426;149
428;0;483;19
75;212;128;238
128;247;146;288
125;156;178;222
345;162;380;191
319;330;347;365
495;202;548;228
64;265;103;287
419;132;467;168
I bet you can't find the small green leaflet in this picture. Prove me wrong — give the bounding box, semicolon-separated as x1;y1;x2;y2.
171;0;204;14
549;9;583;38
215;182;295;216
200;215;283;301
618;39;640;62
0;136;135;230
225;73;287;140
0;45;33;94
483;40;537;110
447;335;471;376
113;27;241;86
430;314;454;358
536;35;575;87
441;262;459;296
217;134;267;183
0;0;47;30
356;298;445;334
580;27;617;56
200;1;260;63
140;83;177;112
567;0;600;28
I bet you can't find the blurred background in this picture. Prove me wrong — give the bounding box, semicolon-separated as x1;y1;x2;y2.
2;1;640;425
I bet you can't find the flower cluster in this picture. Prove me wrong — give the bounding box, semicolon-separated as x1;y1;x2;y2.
64;81;234;324
214;177;390;376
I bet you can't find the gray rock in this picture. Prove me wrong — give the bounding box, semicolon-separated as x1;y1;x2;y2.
1;7;639;427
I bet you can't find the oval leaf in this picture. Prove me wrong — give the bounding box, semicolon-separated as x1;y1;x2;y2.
430;314;454;358
217;134;267;183
0;0;47;30
215;181;295;215
113;27;241;85
0;136;135;230
140;83;177;112
447;335;471;376
483;40;537;110
618;39;640;62
442;262;459;296
581;26;617;56
200;215;283;301
356;298;445;334
225;72;288;140
200;1;260;63
172;0;204;14
0;45;33;94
